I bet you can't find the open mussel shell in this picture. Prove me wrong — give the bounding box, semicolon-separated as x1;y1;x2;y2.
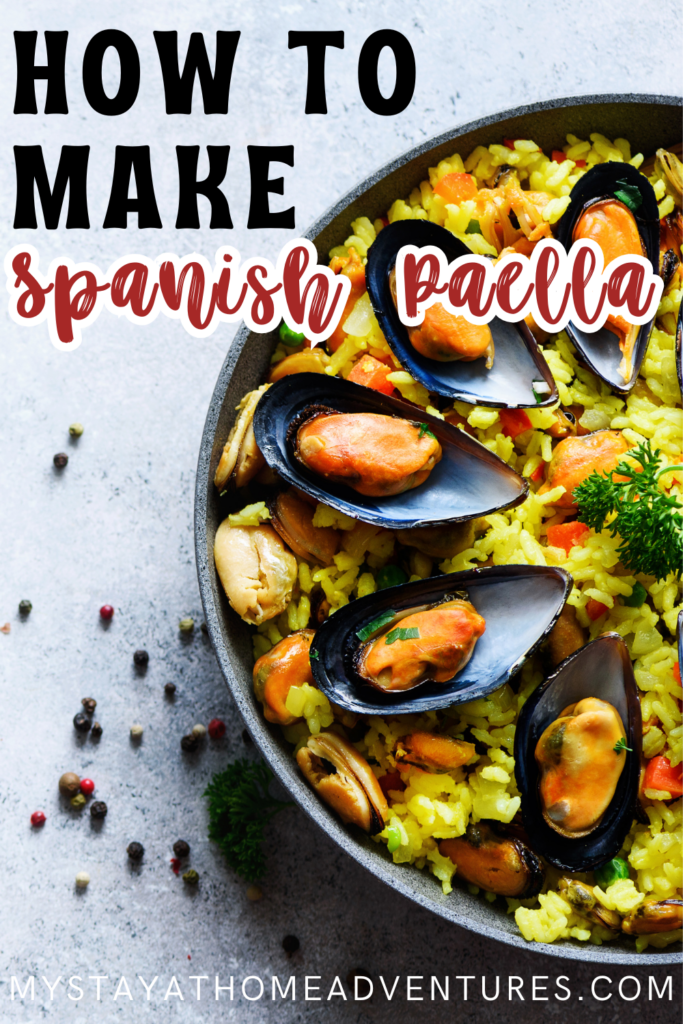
365;220;558;408
515;633;642;872
309;565;571;715
252;373;528;530
554;163;660;393
676;300;682;394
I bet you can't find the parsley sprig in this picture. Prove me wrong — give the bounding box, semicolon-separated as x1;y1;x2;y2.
613;737;633;755
204;759;292;882
613;180;643;212
574;441;683;581
385;626;420;645
418;423;437;441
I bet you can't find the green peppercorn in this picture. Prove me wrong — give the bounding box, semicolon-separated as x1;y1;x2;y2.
182;869;199;884
622;581;647;608
90;801;108;820
70;793;87;810
18;599;32;615
59;772;81;798
376;565;408;590
278;322;306;347
178;617;195;633
594;857;630;888
69;422;84;437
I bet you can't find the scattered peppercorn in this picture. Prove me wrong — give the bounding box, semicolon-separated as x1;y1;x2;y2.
0;623;10;634
130;724;144;739
80;778;95;796
208;718;226;740
30;811;46;827
242;729;253;746
59;772;81;798
71;793;87;810
18;599;32;615
73;712;91;734
90;721;103;737
246;885;263;901
99;604;114;620
127;841;145;861
200;622;208;635
182;869;199;884
170;858;181;875
90;801;108;820
164;682;177;697
133;649;149;667
75;871;90;888
173;840;190;859
53;452;68;469
282;935;300;955
191;723;206;738
178;617;195;633
81;697;97;714
68;422;84;437
180;733;199;753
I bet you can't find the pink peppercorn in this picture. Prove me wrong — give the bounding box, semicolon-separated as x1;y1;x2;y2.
80;778;95;796
100;605;114;620
170;858;181;875
208;718;226;740
31;811;46;827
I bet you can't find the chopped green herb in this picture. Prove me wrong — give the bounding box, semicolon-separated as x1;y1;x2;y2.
622;581;648;608
310;648;319;661
614;181;642;212
531;386;542;405
613;737;633;755
385;626;420;645
219;489;228;498
357;610;396;642
376;565;408;590
418;423;437;441
465;219;482;235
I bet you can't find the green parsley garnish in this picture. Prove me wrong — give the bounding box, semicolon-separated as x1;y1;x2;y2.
356;610;396;642
465;218;482;235
205;759;292;882
613;180;642;212
418;423;437;441
613;737;633;755
219;489;228;497
385;626;420;645
574;440;683;581
310;648;319;661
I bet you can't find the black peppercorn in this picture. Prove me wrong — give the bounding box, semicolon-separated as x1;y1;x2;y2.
73;712;92;733
180;733;199;753
282;935;300;955
200;621;208;635
53;452;68;468
164;682;176;696
90;721;103;737
133;649;149;667
242;729;253;746
81;697;97;715
173;839;190;859
18;599;32;615
90;801;108;819
127;841;144;861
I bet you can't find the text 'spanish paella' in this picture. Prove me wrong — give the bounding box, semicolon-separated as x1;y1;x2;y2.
213;132;683;951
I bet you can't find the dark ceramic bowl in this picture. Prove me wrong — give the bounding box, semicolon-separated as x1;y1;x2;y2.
196;94;683;964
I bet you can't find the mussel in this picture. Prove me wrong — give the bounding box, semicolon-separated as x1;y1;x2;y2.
366;220;558;407
676;299;682;394
213;520;297;625
515;633;642;871
214;384;269;491
310;565;571;716
296;731;388;834
268;489;340;565
539;430;631;509
253;629;315;725
253;373;528;530
557;877;621;931
554;163;659;392
394;732;475;773
621;899;683;935
440;822;544;898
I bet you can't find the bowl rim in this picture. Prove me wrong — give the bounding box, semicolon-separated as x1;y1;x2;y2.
195;93;683;965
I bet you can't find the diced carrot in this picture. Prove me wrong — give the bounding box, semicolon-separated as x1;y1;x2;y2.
379;771;405;796
503;138;518;150
530;463;545;483
586;598;609;621
546;521;590;555
674;663;681;686
499;408;533;439
643;755;683;799
348;354;395;396
575;159;587;168
433;172;478;205
327;247;366;352
551;150;567;164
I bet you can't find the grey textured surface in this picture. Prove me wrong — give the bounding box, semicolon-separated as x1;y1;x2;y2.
1;1;682;1020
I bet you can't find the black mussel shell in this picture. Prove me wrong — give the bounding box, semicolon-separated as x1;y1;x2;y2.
252;373;528;530
365;220;558;408
554;163;660;393
310;565;571;715
676;299;682;393
515;633;642;872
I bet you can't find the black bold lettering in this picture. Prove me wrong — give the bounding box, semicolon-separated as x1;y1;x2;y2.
14;146;89;229
14;31;69;114
154;31;240;114
82;30;140;115
287;31;344;114
358;30;415;115
103;147;161;229
176;146;232;229
247;146;294;229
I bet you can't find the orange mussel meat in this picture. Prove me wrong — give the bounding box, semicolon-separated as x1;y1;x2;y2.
295;412;442;497
539;430;631;509
253;629;315;725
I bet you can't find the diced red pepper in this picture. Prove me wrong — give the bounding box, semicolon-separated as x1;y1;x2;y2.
433;172;478;205
530;463;545;483
674;663;681;686
348;354;395;396
551;150;567;163
379;771;405;796
499;408;533;439
575;159;587;168
643;755;683;799
546;521;590;555
586;598;609;621
503;138;519;150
